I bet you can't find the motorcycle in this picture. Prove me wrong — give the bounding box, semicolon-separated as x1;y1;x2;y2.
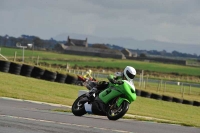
75;75;97;87
72;80;137;120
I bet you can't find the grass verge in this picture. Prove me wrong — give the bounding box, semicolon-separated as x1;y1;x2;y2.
0;72;200;127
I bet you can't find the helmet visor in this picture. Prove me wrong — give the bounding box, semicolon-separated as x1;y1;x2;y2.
126;70;135;79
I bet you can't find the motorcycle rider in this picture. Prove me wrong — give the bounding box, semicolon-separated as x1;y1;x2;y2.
73;66;137;118
84;66;137;115
109;66;136;85
87;66;136;97
83;69;93;80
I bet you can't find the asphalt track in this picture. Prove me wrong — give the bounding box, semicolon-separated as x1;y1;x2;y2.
0;97;199;133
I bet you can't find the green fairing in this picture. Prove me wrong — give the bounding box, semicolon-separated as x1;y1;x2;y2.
99;80;137;106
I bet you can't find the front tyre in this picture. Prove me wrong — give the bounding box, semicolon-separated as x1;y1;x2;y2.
107;101;129;120
72;95;87;116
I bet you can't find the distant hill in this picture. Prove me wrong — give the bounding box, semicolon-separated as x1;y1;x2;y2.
53;33;200;55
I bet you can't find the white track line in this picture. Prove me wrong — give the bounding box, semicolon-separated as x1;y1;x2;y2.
0;114;133;133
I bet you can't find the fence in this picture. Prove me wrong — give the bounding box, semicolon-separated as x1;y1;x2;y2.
67;69;200;98
0;48;199;100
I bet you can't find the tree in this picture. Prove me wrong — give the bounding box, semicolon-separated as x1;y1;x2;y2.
140;53;147;57
33;37;45;48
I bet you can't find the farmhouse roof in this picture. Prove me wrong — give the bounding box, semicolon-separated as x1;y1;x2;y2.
67;36;88;47
65;46;121;54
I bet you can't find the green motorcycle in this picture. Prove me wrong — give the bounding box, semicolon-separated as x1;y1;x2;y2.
72;80;137;120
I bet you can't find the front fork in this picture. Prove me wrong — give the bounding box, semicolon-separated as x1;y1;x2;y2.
107;97;130;115
109;97;130;108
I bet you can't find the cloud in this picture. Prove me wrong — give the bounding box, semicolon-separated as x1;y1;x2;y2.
0;0;200;46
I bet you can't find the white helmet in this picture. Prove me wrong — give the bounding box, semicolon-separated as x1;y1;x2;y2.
123;66;136;81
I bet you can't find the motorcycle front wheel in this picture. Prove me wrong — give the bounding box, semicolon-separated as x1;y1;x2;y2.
107;101;129;120
72;95;87;116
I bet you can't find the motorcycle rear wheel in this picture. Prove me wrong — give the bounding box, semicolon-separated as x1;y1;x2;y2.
107;101;129;120
72;95;87;116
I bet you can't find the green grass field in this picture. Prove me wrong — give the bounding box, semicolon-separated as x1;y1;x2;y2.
1;47;199;99
1;47;200;77
0;72;200;127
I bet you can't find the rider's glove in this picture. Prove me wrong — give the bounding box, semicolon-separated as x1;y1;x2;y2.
115;80;123;85
96;81;109;90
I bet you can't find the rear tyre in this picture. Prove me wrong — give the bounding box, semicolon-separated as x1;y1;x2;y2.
107;101;129;120
140;91;151;98
31;67;45;79
162;95;173;102
136;89;141;96
150;93;162;100
20;64;34;77
0;60;10;72
65;74;77;84
55;73;67;83
9;62;22;75
72;95;87;116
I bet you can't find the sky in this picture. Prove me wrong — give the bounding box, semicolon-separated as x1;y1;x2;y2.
1;0;200;47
